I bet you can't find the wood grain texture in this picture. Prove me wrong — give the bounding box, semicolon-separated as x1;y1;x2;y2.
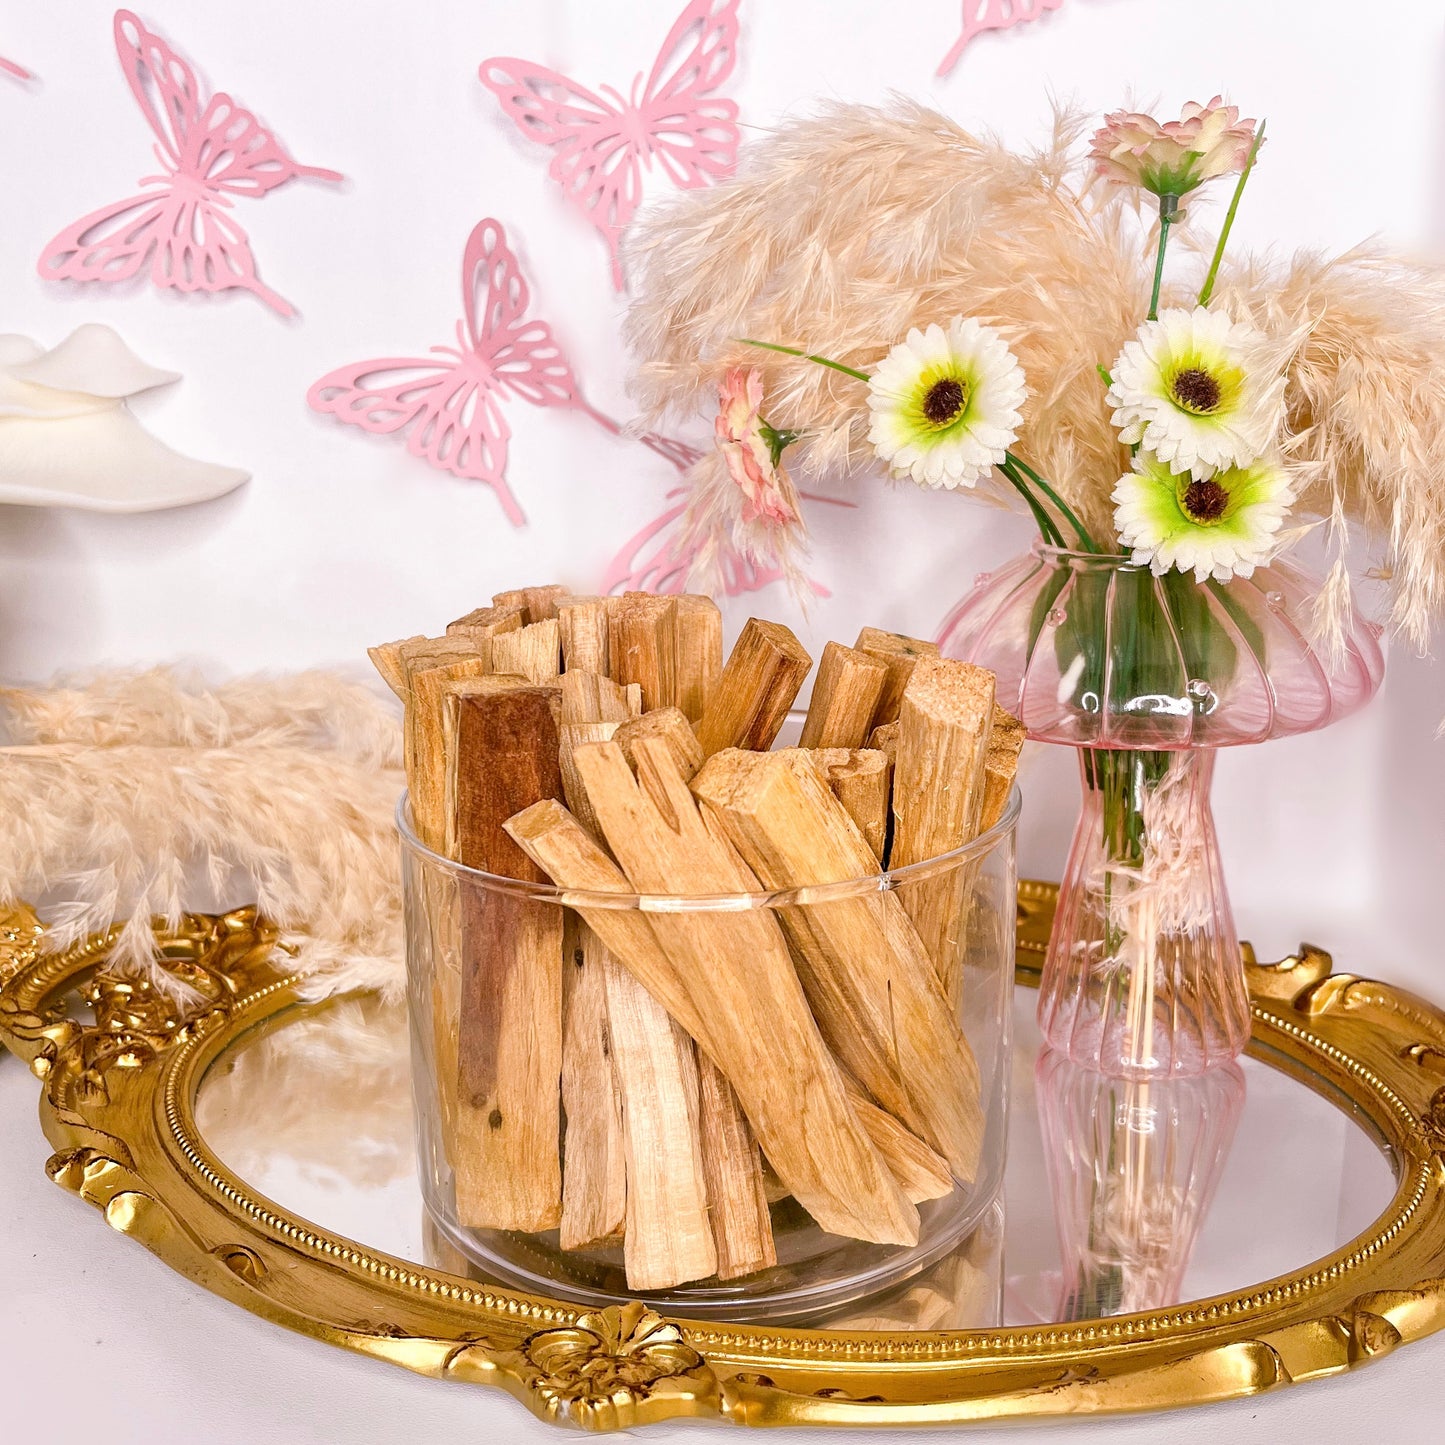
445;604;526;658
799;642;889;750
614;707;706;781
607;593;678;711
559;918;627;1251
400;642;491;851
892;657;996;999
854;627;939;732
691;747;984;1180
674;595;723;723
842;1077;955;1205
694;618;813;756
697;1051;776;1279
559;719;624;842
557;597;611;676
489;619;562;683
570;736;917;1245
446;681;565;1231
810;748;891;864
368;633;426;700
981;705;1024;832
560;670;635;726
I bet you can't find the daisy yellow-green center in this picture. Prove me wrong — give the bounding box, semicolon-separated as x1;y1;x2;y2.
907;362;977;436
1176;474;1232;526
1161;349;1243;418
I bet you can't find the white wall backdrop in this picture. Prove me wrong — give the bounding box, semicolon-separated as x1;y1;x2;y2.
2;0;1442;992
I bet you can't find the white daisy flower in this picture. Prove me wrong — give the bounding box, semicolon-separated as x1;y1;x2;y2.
1113;451;1295;582
867;317;1026;489
1107;307;1286;480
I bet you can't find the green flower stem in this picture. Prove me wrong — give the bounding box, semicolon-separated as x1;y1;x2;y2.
1146;204;1176;322
999;456;1064;547
738;338;870;383
1198;120;1266;308
1006;452;1101;553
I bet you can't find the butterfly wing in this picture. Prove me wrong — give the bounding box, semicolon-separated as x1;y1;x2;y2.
638;0;740;190
479;59;642;289
308;354;526;527
38;189;294;315
0;55;29;80
938;0;1066;77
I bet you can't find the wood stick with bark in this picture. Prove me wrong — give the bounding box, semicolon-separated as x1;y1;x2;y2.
891;658;996;1002
568;736;918;1244
799;642;889;750
444;679;566;1231
691;747;984;1180
694;618;812;756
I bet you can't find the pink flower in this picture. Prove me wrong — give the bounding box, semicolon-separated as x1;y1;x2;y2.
1090;97;1258;201
713;367;799;526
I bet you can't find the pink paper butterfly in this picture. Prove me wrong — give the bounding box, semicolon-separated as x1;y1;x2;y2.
38;10;341;316
0;55;29;81
938;0;1065;77
480;0;741;290
308;218;637;528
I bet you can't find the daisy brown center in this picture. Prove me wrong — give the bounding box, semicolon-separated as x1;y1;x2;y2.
1180;477;1230;524
922;376;968;425
1170;367;1222;414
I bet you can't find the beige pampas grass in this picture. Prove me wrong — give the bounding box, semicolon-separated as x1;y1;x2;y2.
1;669;403;1002
625;98;1445;649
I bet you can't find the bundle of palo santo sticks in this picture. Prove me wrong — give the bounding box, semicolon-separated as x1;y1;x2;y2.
371;586;1021;1291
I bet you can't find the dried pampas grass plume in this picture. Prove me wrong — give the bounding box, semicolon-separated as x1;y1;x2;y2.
625;98;1445;650
1;669;403;1002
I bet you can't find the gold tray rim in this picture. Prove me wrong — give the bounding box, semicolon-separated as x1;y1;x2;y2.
4;881;1445;1432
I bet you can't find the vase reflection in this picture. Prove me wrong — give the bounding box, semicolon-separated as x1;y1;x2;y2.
1036;1048;1246;1320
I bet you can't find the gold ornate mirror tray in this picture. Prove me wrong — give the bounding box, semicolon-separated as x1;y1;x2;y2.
4;881;1445;1432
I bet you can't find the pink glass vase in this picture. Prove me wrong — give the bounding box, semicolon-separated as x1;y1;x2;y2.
940;544;1384;1077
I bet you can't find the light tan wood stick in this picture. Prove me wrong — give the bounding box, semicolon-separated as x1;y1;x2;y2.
602;943;717;1289
401;643;491;850
491;587;530;618
559;720;623;840
567;737;918;1245
799;642;889;750
613;707;705;781
523;584;569;622
981;705;1024;831
607;593;678;710
868;719;899;761
559;918;627;1250
855;628;940;732
560;670;635;726
892;658;996;1002
694;618;813;756
842;1077;954;1205
674;595;723;723
557;596;611;676
810;748;891;864
445;680;565;1231
691;748;984;1180
368;634;426;700
697;1052;776;1278
446;604;526;660
490;619;562;683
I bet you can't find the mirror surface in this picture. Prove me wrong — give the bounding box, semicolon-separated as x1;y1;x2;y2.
195;985;1395;1332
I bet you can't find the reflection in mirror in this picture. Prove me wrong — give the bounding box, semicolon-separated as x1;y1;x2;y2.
1036;1050;1245;1321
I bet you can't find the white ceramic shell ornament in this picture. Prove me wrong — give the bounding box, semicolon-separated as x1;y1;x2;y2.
0;324;248;511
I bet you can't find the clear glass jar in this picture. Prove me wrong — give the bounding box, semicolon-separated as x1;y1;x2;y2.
399;786;1018;1323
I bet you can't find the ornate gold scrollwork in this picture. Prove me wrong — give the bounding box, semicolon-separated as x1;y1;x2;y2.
7;890;1445;1431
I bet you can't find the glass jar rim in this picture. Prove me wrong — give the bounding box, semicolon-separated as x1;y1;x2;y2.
1030;539;1149;570
395;783;1020;911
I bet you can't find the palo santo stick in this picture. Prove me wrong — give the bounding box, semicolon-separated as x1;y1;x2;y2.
981;705;1024;832
523;584;569;622
614;707;705;780
369;634;426;700
602;944;717;1289
892;658;996;998
402;644;491;850
868;719;899;762
445;680;565;1231
559;919;627;1250
691;747;983;1179
608;593;678;710
560;670;635;726
567;738;918;1244
694;618;812;756
842;1077;954;1205
558;596;611;675
446;604;525;662
674;595;723;723
697;1051;776;1278
560;720;623;840
490;619;562;683
855;628;939;732
799;642;889;750
811;748;891;864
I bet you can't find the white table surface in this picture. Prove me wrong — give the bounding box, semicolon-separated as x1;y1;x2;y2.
6;1030;1444;1443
